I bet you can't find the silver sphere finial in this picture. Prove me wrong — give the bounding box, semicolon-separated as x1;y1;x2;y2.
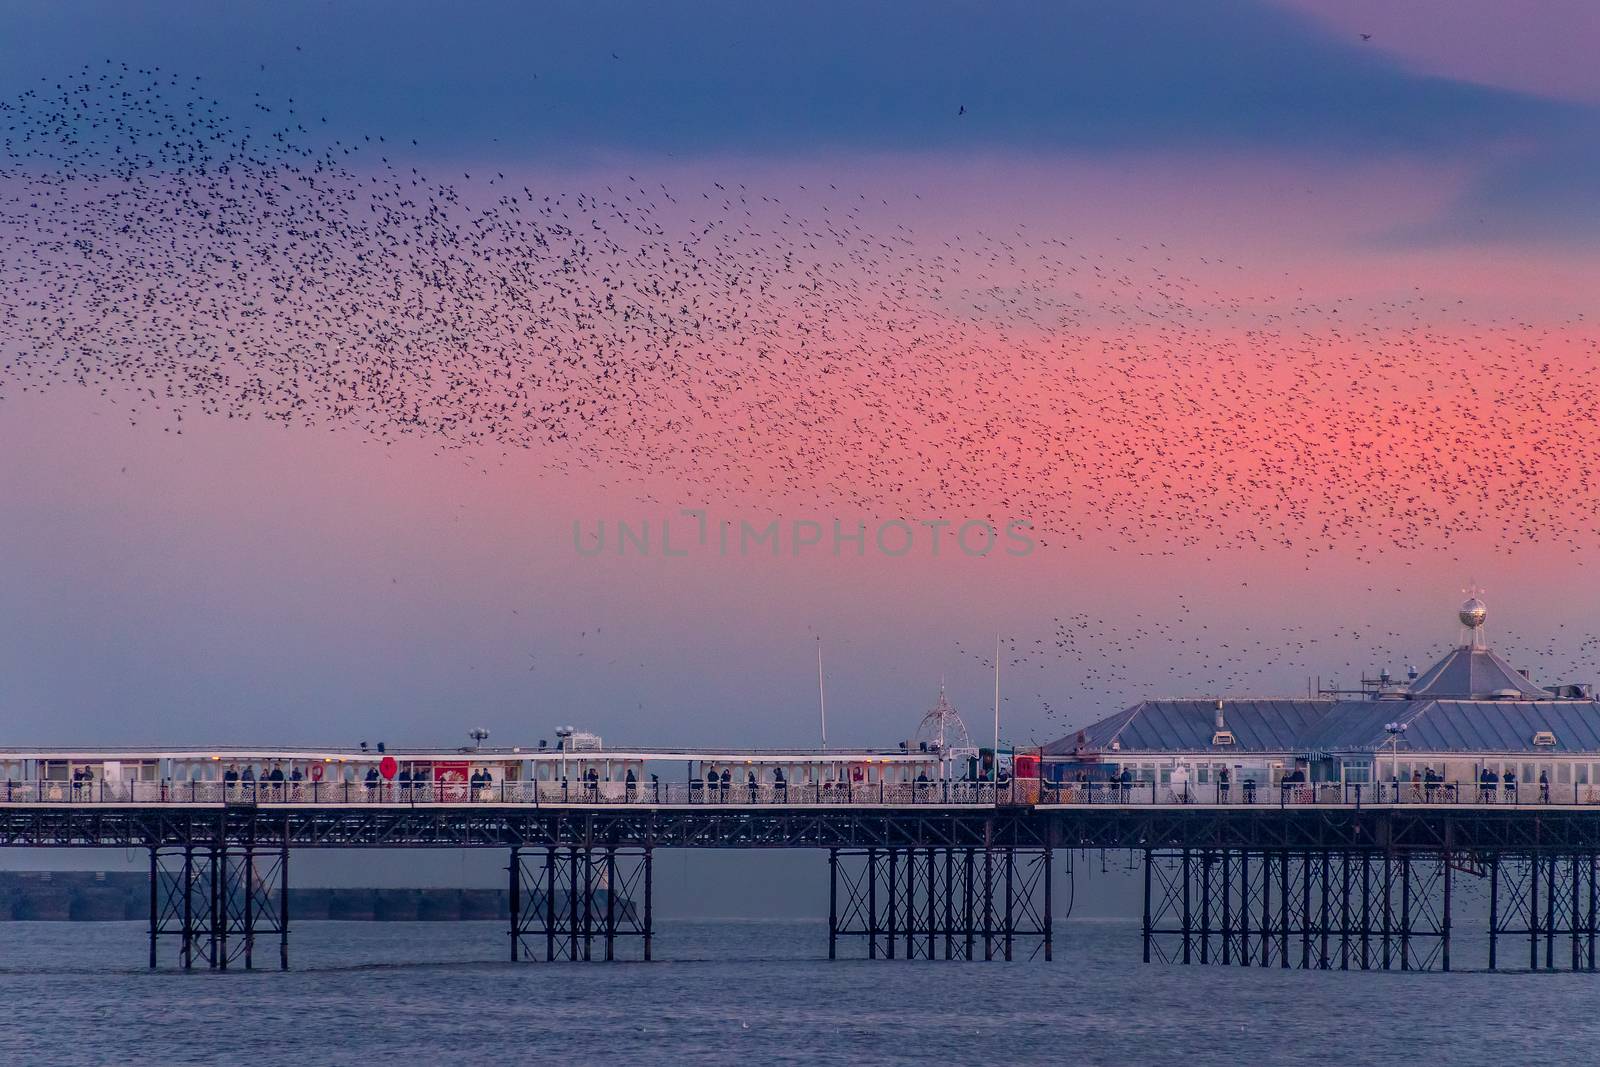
1459;597;1487;629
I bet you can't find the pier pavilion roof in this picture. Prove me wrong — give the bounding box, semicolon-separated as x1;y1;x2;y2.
1046;600;1600;759
1041;699;1333;756
1048;694;1600;759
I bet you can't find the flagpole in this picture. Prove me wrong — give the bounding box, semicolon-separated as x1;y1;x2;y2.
817;637;828;752
993;634;1001;789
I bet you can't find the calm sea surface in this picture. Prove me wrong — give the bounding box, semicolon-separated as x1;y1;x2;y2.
2;918;1595;1063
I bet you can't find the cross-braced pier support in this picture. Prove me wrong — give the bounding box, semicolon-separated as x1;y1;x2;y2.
1488;852;1599;971
1142;848;1449;971
150;844;288;970
828;847;1052;961
509;846;652;961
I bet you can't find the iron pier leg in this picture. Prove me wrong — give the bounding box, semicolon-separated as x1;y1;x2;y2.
1580;851;1593;979
1360;851;1371;971
909;849;919;960
1043;848;1053;963
509;847;521;962
1259;851;1272;968
1319;851;1330;969
546;847;557;962
567;847;580;962
1488;853;1500;971
643;847;654;962
1339;851;1350;971
1531;851;1541;971
217;848;230;972
243;847;255;971
828;849;838;960
182;846;195;971
1181;849;1193;965
1238;851;1250;966
1442;852;1452;973
1142;849;1152;964
886;849;898;961
210;848;223;971
279;844;289;971
1381;851;1392;971
1546;853;1557;970
1278;850;1290;969
1399;853;1411;972
605;848;617;962
868;848;879;960
983;849;994;962
927;848;937;962
964;848;975;960
148;847;159;970
1301;851;1312;970
1199;851;1211;965
582;847;594;962
1573;852;1582;973
1004;849;1015;962
944;849;955;961
1220;850;1232;966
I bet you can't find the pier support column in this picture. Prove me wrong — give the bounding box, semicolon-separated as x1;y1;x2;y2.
1143;848;1450;973
509;846;521;962
150;844;222;971
511;846;651;961
828;849;839;960
830;847;1051;962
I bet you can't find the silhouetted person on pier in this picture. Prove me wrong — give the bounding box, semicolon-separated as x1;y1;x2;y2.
773;767;787;800
1539;769;1550;803
625;768;637;800
720;769;731;800
1479;767;1494;803
1503;768;1517;802
748;770;758;803
1118;767;1133;801
1217;766;1231;802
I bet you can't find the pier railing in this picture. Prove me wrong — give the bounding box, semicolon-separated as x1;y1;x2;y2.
0;779;1007;807
5;777;1598;808
1036;779;1600;807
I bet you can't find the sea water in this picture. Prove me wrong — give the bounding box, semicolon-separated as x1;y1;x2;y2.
1;919;1594;1063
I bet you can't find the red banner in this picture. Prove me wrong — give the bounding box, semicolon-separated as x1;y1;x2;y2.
434;761;468;802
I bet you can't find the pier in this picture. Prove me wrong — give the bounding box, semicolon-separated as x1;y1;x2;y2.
3;785;1599;972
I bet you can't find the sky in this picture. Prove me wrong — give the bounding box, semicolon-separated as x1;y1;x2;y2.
1;1;1599;902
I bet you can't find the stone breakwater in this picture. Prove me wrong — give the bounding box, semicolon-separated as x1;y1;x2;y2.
0;872;632;921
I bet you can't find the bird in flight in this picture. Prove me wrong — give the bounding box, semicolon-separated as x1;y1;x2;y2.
958;105;966;116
